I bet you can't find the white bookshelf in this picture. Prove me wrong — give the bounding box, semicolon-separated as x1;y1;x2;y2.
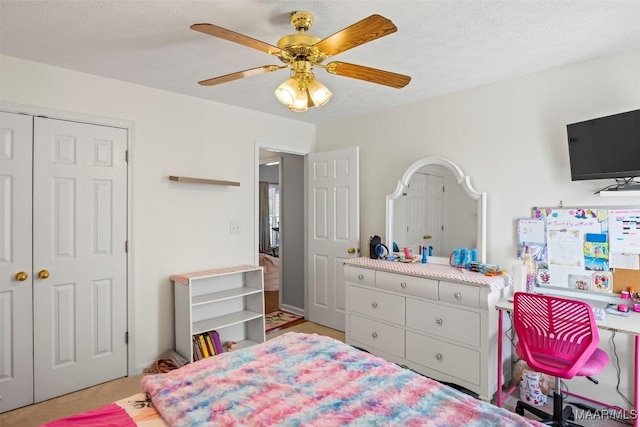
171;265;265;362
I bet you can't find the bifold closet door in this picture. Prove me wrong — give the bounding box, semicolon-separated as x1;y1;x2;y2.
1;113;129;411
0;112;35;413
32;117;129;402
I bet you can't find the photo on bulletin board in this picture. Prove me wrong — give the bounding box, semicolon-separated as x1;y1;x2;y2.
583;233;609;271
591;271;613;293
568;273;591;291
516;217;546;262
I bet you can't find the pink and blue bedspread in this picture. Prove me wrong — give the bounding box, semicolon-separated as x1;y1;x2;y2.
141;332;541;426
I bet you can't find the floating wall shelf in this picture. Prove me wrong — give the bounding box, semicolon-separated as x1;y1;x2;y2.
169;176;240;187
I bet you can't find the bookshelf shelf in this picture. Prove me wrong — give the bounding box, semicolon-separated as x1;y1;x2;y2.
192;287;262;306
172;265;265;362
192;310;263;334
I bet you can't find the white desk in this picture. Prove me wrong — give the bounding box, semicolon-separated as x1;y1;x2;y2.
495;298;640;426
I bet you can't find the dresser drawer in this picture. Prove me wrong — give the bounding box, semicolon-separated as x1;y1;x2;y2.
406;331;480;386
406;299;480;347
345;265;375;287
348;285;405;325
376;271;439;300
349;314;405;358
439;281;480;308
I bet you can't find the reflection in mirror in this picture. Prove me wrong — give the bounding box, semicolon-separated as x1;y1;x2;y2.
386;157;487;265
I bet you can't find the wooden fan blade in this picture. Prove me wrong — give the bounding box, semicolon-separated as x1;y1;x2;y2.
325;61;411;88
313;15;397;57
191;23;282;56
198;65;285;86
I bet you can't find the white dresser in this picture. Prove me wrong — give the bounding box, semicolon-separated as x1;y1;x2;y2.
344;257;512;402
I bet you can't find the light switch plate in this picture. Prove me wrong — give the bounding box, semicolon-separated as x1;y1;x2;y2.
230;222;241;234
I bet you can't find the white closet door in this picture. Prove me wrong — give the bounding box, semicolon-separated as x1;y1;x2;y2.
0;112;34;412
32;117;128;402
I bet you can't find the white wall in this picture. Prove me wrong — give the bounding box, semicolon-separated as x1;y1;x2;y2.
316;49;640;408
3;49;639;407
0;55;315;371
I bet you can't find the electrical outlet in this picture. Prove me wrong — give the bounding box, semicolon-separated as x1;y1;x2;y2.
230;222;241;234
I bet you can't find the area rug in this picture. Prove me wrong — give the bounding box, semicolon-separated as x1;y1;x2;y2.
265;310;303;332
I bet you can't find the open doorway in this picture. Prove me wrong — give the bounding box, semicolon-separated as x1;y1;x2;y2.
258;156;280;314
257;149;305;320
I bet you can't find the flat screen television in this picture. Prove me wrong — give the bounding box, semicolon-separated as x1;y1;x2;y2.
567;109;640;185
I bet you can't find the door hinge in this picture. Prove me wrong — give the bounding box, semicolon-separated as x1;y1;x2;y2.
125;241;128;253
125;331;129;344
125;150;129;163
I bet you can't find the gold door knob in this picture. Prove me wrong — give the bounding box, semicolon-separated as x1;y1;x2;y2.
15;271;28;281
423;235;432;240
347;247;356;254
38;270;50;279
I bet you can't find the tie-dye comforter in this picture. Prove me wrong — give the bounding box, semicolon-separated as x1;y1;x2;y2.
141;332;542;426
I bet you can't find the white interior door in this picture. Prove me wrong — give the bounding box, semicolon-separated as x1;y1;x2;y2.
425;173;444;255
32;117;128;402
405;172;428;253
307;147;359;332
0;112;34;412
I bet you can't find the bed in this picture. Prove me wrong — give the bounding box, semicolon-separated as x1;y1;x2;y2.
259;253;279;292
43;332;543;426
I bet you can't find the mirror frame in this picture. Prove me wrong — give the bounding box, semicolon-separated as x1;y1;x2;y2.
385;157;487;265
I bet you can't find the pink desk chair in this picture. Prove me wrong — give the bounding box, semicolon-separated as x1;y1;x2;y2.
513;292;609;426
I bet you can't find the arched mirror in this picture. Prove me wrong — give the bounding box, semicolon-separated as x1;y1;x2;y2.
386;157;487;265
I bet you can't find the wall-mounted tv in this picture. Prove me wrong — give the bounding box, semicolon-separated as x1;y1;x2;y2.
567;109;640;184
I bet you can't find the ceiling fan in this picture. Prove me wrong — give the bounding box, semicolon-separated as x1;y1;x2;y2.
191;11;411;112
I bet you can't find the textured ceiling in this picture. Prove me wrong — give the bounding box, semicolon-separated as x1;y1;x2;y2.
1;1;639;125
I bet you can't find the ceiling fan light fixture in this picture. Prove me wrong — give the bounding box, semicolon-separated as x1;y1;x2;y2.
307;78;332;107
289;87;309;112
275;78;298;105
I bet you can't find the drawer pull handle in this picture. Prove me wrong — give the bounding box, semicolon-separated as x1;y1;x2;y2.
454;292;462;300
358;274;364;280
371;301;378;308
436;318;443;325
372;332;378;338
400;282;407;288
435;353;443;361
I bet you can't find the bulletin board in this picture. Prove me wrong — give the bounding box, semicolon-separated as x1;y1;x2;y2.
516;206;640;294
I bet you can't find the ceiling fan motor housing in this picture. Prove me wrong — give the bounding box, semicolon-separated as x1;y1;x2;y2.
277;12;325;65
290;11;314;32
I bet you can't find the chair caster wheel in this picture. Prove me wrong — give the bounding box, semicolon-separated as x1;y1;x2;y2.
563;406;575;421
